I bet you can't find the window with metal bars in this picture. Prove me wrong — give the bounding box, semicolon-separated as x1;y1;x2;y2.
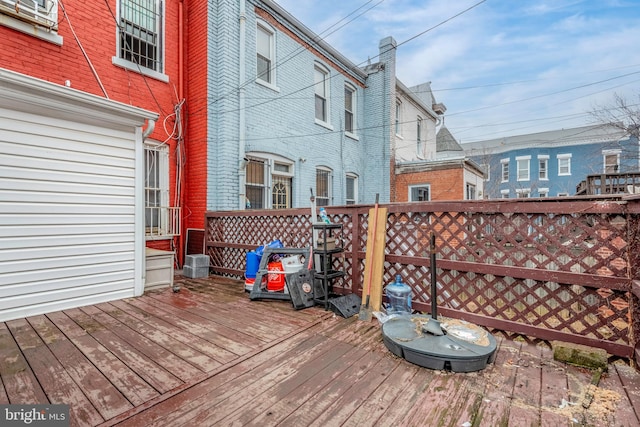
144;142;178;236
118;0;163;72
245;157;293;209
245;158;266;209
316;168;332;206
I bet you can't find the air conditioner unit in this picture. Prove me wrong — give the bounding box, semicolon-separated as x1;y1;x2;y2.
0;0;58;30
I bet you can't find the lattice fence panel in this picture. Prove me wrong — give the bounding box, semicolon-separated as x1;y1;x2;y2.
205;198;639;356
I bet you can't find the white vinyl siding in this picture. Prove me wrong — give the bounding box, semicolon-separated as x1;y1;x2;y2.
0;72;152;322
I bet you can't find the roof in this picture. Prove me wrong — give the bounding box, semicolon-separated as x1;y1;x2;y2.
436;126;463;153
461;124;628;156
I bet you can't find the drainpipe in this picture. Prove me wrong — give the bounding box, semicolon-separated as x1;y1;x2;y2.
179;0;184;101
238;0;247;209
142;119;156;140
178;0;185;265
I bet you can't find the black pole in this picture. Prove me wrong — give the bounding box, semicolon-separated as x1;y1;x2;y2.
430;233;437;319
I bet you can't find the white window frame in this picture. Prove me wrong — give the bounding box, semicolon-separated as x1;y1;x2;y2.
603;150;621;173
0;0;62;44
516;156;531;181
112;0;168;82
501;158;509;182
145;141;178;238
516;188;531;198
256;21;278;90
344;83;357;138
314;63;331;127
466;183;476;200
538;188;549;197
538;155;549;180
316;166;333;206
500;189;510;199
557;154;572;176
416;116;423;157
482;163;490;181
346;173;358;205
409;184;430;202
395;100;402;137
245;154;294;210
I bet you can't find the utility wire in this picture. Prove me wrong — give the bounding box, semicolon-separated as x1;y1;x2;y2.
186;0;386;119
59;0;109;98
194;0;488;118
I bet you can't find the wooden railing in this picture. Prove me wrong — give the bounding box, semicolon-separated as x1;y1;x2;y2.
576;172;640;195
205;195;640;362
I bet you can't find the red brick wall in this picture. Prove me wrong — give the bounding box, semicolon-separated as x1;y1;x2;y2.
183;0;208;231
395;167;465;201
0;1;182;252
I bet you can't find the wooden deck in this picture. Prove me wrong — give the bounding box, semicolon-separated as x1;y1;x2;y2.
1;275;639;427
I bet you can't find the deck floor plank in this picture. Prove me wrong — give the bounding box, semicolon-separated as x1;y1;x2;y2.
171;332;338;426
146;289;300;340
105;299;224;370
340;361;421;426
46;311;160;407
0;322;48;404
125;296;256;356
0;375;8;404
306;353;400;427
471;337;519;426
539;344;573;426
276;349;386;427
591;360;640;426
370;364;436;426
1;275;639;427
507;340;543;426
6;318;104;427
131;295;266;352
62;308;182;394
113;320;329;427
614;360;640;421
186;335;353;426
79;305;204;381
26;315;134;420
223;341;367;426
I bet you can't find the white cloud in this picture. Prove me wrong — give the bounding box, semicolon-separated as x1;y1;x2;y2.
274;0;640;141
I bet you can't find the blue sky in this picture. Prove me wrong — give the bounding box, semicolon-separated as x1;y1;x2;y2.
274;0;640;143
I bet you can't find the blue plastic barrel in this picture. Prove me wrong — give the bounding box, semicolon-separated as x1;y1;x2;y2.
245;251;260;279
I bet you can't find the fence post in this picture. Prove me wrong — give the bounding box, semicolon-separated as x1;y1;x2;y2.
628;200;640;367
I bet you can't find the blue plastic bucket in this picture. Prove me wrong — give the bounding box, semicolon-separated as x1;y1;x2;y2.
245;251;260;279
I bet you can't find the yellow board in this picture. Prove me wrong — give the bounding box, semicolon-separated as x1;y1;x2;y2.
361;206;387;312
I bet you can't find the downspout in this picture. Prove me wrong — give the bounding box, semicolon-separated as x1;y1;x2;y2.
179;0;184;101
177;0;185;266
238;0;247;209
142;119;156;140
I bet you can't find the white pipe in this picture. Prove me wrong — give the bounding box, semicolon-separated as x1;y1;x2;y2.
238;0;247;209
142;119;156;140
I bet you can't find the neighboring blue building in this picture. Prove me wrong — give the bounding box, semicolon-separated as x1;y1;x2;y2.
204;0;445;211
463;124;638;199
